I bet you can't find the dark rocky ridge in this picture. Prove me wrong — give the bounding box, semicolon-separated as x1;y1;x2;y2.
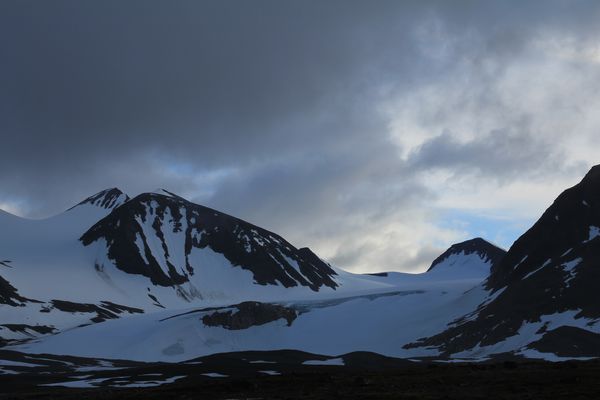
42;300;144;323
81;192;338;291
406;165;600;356
427;237;506;272
0;275;30;306
1;324;56;336
201;301;298;330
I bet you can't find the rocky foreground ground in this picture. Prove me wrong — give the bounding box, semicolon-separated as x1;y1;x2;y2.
2;350;600;400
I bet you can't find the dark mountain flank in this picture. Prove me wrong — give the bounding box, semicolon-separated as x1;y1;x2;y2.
427;238;506;272
0;275;30;307
406;165;600;357
80;192;338;291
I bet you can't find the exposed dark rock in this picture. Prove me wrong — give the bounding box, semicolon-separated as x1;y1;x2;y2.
1;324;56;335
0;275;29;306
202;301;297;330
49;300;143;323
427;238;506;272
81;192;338;290
147;293;165;308
364;272;388;277
527;326;600;358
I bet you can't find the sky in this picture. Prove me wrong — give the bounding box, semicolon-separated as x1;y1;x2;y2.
2;0;600;273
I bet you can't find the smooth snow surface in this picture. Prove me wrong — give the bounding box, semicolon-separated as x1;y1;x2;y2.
14;278;489;362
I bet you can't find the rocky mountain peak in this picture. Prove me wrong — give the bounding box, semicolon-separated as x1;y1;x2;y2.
73;188;130;210
427;237;506;273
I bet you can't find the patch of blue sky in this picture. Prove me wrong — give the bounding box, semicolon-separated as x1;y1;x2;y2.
437;209;536;250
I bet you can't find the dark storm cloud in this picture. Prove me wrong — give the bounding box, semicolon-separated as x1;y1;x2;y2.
407;129;577;182
0;0;424;214
2;0;600;271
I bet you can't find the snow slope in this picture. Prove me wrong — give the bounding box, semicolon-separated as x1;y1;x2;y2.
1;187;500;359
14;275;490;362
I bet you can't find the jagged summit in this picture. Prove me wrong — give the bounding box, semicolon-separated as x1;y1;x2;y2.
427;237;506;273
72;188;130;210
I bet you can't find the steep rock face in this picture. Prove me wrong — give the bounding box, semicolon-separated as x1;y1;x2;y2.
80;192;338;291
406;165;600;356
427;238;506;273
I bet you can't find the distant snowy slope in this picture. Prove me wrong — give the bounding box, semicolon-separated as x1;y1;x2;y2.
0;189;145;344
15;282;489;362
1;188;402;346
426;238;506;278
6;222;498;361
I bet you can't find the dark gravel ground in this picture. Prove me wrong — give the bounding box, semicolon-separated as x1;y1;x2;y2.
2;350;600;399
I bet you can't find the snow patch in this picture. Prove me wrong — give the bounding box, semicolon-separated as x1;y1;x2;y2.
522;259;552;280
514;255;528;269
586;226;600;242
259;370;281;375
202;372;228;378
303;358;345;366
563;258;583;287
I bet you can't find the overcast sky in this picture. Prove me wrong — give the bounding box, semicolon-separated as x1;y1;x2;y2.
2;0;600;273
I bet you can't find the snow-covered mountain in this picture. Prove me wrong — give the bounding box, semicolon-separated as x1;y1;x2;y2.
406;165;600;360
81;190;338;293
4;166;600;364
0;187;497;358
427;237;506;276
0;188;352;343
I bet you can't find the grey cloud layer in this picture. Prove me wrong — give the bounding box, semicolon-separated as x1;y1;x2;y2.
2;1;600;271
